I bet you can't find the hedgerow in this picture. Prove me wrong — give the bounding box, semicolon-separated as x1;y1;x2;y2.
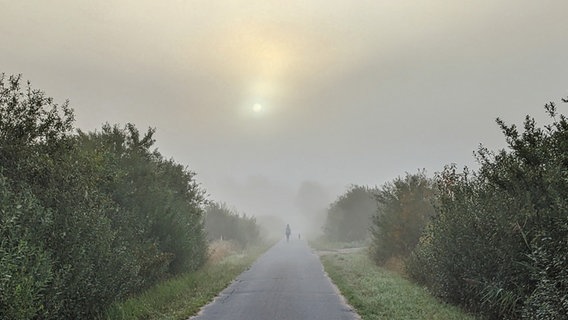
0;73;208;318
407;99;568;319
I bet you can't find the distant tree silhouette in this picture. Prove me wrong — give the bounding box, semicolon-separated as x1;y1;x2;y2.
323;185;377;242
205;202;260;248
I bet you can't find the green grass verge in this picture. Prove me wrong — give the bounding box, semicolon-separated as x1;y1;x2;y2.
105;245;270;320
309;238;369;251
321;251;477;320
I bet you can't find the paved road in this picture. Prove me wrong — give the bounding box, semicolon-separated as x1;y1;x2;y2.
191;239;359;320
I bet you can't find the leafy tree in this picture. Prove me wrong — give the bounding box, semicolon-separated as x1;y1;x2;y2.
323;185;377;242
369;171;435;265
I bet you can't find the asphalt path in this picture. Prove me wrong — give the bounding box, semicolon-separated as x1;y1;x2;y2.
191;238;360;320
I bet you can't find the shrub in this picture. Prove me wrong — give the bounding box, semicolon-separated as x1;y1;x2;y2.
0;176;53;320
76;123;208;281
407;99;568;319
369;171;435;266
0;74;209;318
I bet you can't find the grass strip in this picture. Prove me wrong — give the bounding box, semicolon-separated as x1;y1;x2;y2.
309;238;368;251
321;251;477;320
105;245;268;320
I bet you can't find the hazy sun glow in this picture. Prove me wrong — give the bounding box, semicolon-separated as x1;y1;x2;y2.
253;103;263;113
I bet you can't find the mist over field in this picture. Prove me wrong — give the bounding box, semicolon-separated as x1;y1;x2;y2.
2;2;568;318
3;1;568;236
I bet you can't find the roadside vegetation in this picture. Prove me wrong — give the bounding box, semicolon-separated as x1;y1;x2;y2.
105;242;269;320
309;238;368;252
0;73;263;319
369;170;435;269
406;102;568;319
4;71;567;319
204;202;261;249
321;251;477;320
322;97;568;319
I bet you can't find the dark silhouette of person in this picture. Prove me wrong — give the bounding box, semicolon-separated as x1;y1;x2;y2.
285;224;291;242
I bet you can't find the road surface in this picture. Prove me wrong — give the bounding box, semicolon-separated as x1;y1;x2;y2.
191;239;360;320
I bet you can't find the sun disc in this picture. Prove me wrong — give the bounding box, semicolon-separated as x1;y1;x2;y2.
253;103;263;112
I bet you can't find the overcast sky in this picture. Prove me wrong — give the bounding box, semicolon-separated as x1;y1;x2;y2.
2;0;567;231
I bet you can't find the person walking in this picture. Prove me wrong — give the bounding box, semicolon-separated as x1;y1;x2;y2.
285;224;291;242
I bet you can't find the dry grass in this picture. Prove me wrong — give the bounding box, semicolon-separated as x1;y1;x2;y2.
207;240;237;264
383;256;406;275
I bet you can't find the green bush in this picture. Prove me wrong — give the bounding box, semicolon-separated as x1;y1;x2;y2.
0;74;137;317
407;99;568;319
0;176;53;320
77;124;208;278
369;171;435;265
407;165;529;317
0;74;209;318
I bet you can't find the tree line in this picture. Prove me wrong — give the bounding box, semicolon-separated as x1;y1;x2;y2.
204;202;260;249
0;74;260;319
323;99;568;319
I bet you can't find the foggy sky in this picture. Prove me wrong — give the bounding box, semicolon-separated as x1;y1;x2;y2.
2;0;568;230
